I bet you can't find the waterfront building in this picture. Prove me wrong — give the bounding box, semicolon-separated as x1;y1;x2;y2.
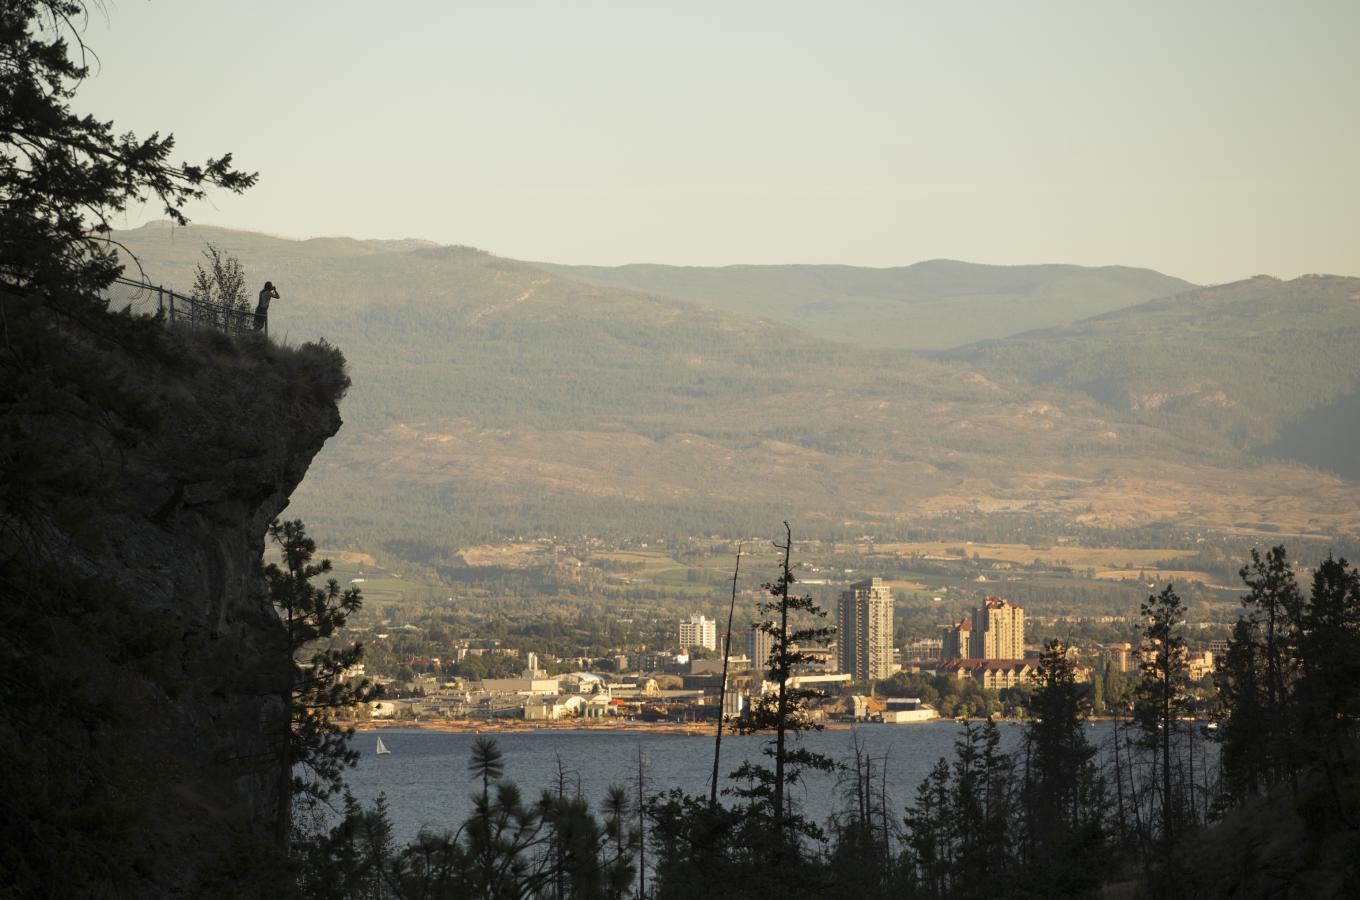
939;658;1040;690
837;577;895;682
788;672;853;691
881;697;939;724
524;694;586;720
477;677;560;696
679;614;717;652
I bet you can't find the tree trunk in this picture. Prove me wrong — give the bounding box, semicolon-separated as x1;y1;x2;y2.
710;545;741;807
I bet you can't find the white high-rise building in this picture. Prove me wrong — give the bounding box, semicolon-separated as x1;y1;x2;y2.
679;614;717;652
837;577;894;682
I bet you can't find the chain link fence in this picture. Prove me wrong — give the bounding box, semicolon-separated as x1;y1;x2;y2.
103;276;262;335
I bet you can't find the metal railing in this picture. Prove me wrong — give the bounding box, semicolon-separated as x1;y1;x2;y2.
103;276;263;335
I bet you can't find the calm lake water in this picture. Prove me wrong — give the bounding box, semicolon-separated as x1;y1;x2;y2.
338;721;1194;844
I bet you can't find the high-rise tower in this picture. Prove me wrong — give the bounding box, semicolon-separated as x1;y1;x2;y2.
942;596;1025;660
679;614;717;652
837;577;894;682
970;597;1024;659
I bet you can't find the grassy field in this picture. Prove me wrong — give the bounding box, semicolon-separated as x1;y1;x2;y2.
265;545;441;609
867;541;1197;569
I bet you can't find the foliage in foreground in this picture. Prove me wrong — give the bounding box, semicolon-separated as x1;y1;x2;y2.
281;544;1360;900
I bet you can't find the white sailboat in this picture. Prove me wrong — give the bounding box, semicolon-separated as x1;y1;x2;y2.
375;736;391;755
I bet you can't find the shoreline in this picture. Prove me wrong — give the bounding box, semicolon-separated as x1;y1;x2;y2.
350;715;1152;737
354;718;725;737
349;718;959;736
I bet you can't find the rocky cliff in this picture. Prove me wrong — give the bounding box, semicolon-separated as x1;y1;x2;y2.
0;294;349;897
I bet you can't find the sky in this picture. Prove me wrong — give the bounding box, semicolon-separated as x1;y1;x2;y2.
79;1;1359;284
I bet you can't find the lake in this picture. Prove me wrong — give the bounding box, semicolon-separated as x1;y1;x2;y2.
337;721;1184;843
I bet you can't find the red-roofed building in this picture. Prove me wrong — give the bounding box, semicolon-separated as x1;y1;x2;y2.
939;658;1041;690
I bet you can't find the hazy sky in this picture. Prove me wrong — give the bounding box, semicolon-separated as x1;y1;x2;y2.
81;1;1358;283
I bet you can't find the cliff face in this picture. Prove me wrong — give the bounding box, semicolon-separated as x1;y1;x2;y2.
106;344;343;890
0;297;348;897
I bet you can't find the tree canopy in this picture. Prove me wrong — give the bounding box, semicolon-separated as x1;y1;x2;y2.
0;0;254;302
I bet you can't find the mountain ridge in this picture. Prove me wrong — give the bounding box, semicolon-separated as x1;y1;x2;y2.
531;256;1197;350
946;274;1360;473
108;224;1360;556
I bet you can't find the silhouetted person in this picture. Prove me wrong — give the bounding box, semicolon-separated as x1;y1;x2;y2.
253;281;279;330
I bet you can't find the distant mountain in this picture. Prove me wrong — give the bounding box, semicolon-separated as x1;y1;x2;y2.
531;258;1195;350
947;275;1360;477
109;224;1359;554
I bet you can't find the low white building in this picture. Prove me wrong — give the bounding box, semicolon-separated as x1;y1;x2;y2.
787;672;853;691
524;695;586;721
879;697;938;724
367;699;422;719
557;672;610;694
523;693;616;720
478;677;560;696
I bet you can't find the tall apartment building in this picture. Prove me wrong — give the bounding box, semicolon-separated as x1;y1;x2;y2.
837;577;895;682
942;597;1025;660
942;619;971;659
747;623;775;676
679;614;717;652
972;596;1024;659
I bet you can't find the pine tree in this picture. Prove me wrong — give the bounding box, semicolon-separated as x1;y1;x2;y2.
1134;584;1192;889
1024;642;1102;850
1;1;254;304
903;758;956;900
1019;641;1106;896
264;519;374;845
470;736;506;800
1214;616;1268;803
461;739;550;898
601;785;638;900
1293;555;1360;827
733;523;838;843
1237;546;1303;787
828;733;896;899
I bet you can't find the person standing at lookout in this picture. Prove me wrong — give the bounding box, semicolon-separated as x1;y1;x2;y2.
253;281;279;330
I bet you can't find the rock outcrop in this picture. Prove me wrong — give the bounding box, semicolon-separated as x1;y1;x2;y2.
0;298;348;896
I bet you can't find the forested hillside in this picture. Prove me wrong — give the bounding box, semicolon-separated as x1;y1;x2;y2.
112;225;1359;556
948;275;1360;476
534;258;1193;350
